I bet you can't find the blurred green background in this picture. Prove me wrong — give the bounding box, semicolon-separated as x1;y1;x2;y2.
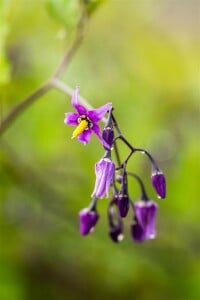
0;0;199;299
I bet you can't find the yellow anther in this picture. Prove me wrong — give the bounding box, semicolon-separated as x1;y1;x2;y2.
72;120;88;139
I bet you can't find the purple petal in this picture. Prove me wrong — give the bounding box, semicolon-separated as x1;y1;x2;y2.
134;201;157;228
117;195;130;218
102;127;114;150
92;124;110;149
151;171;166;199
77;129;92;144
79;208;99;236
88;103;112;122
91;158;115;199
92;164;107;198
71;86;87;115
145;203;157;239
131;224;145;242
64;112;79;126
105;160;115;196
134;201;158;240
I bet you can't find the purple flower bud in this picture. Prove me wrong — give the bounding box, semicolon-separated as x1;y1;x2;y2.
109;225;124;243
131;200;158;242
151;171;166;199
131;223;144;242
102;127;114;150
108;198;124;242
91;157;115;199
117;194;130;218
79;208;99;236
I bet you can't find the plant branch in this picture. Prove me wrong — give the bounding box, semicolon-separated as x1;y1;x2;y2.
50;77;94;111
0;81;52;136
53;30;83;79
127;172;149;200
0;20;85;137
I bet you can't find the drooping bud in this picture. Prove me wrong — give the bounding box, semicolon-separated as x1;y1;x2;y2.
151;170;166;199
102;107;114;150
109;224;124;243
108;198;124;243
130;223;144;242
131;200;158;242
117;171;130;218
79;208;99;236
117;194;130;218
91;152;115;199
102;127;114;150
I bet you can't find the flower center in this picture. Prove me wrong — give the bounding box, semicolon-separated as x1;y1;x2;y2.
72;115;93;139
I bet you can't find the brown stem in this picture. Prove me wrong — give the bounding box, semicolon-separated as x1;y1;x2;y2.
0;22;85;137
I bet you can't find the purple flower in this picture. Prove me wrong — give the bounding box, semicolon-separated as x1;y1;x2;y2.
151;171;166;199
131;200;158;242
79;208;99;235
91;157;115;199
64;86;112;145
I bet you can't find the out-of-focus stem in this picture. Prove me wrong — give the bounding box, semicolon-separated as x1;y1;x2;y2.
0;20;85;137
0;81;52;136
50;78;93;111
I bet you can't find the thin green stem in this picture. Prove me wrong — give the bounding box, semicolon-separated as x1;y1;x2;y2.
127;172;149;201
113;140;121;169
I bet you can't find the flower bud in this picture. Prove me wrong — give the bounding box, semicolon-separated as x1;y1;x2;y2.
108;198;124;242
131;200;158;242
102;127;114;150
79;208;99;235
109;224;124;243
151;171;166;199
117;171;130;217
91;157;115;199
117;194;130;218
130;223;144;243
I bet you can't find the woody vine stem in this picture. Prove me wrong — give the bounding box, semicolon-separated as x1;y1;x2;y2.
0;15;94;136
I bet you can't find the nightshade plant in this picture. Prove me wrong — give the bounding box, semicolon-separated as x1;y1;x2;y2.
0;1;167;246
65;87;166;243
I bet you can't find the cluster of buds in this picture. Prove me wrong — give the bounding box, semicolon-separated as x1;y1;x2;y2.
64;87;166;243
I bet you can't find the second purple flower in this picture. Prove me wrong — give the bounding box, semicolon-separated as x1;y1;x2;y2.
91;156;115;199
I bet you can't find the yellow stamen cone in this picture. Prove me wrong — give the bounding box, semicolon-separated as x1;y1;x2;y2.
72;120;88;139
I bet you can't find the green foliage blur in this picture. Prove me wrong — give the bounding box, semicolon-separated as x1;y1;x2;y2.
0;0;199;299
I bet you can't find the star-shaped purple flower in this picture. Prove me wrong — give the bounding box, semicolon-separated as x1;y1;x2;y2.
64;86;112;145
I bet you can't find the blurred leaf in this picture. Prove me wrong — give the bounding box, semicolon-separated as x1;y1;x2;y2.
46;0;81;27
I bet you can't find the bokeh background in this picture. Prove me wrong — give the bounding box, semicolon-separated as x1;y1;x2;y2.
0;0;199;299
